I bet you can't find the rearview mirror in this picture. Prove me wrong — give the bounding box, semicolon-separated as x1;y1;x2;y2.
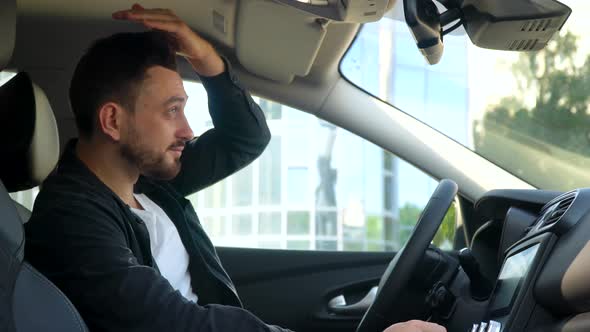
404;0;571;65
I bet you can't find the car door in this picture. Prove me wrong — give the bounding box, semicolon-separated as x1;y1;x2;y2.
218;247;395;332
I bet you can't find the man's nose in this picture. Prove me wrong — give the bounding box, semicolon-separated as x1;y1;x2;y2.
177;113;194;141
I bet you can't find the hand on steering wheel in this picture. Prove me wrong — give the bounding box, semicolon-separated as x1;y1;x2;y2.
384;320;446;332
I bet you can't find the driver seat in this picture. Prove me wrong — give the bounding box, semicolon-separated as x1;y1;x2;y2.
0;72;90;332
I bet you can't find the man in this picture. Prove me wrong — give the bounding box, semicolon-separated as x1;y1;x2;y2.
25;4;445;332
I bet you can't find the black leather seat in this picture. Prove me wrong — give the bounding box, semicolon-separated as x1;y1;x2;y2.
0;1;89;329
0;182;89;332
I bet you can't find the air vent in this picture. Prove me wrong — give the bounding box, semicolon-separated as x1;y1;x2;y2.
520;19;552;32
508;39;539;51
542;192;576;227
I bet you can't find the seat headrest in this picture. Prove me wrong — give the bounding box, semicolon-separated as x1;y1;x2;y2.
0;0;16;70
0;73;60;192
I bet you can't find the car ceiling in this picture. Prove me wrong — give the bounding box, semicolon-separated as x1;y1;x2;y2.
13;0;361;116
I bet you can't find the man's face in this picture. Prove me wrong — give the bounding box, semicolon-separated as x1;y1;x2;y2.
119;65;193;180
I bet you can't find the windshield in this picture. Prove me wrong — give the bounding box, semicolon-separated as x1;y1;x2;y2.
341;0;590;191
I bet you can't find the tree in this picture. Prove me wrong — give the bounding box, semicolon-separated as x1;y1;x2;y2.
473;32;590;190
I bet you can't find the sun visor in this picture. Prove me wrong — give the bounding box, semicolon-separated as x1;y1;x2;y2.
0;0;16;70
236;0;328;83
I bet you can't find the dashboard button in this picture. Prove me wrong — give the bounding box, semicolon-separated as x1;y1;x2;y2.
478;322;488;332
486;320;501;332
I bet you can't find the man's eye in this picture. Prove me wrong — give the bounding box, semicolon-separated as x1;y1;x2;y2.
169;107;179;114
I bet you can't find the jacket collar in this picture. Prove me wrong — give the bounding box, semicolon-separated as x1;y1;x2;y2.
57;139;115;192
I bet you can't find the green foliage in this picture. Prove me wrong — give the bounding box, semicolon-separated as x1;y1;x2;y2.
398;202;457;249
399;203;422;226
434;203;456;249
399;203;422;246
366;215;383;240
473;32;590;190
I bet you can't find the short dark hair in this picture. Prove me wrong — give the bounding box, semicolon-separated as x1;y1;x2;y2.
69;31;178;138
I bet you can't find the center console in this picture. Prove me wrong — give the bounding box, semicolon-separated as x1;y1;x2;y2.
468;232;555;332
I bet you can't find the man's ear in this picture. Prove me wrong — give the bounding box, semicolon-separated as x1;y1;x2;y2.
97;102;126;141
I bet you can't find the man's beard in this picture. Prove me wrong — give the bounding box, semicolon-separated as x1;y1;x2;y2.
120;125;183;180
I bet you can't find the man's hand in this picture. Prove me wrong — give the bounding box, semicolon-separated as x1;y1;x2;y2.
112;4;225;77
384;320;446;332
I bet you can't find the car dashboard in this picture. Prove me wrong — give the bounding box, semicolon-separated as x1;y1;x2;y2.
464;189;590;332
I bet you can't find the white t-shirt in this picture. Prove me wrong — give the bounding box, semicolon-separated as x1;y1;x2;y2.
131;193;199;303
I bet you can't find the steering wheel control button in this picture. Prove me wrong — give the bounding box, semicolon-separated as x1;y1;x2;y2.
486;320;501;332
426;282;456;319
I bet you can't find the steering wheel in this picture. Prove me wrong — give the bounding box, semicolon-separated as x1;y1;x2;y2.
356;179;458;332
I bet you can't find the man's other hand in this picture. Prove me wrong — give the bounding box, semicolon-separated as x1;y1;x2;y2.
384;320;446;332
112;4;225;77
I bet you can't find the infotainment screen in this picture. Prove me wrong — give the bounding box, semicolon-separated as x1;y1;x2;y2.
489;244;540;317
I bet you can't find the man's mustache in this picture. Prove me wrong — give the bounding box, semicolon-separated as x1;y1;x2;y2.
169;140;187;149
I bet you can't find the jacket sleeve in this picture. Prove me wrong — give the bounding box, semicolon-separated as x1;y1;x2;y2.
25;196;291;332
169;60;271;197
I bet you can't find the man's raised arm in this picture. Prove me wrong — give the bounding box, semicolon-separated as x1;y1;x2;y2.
114;4;271;197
